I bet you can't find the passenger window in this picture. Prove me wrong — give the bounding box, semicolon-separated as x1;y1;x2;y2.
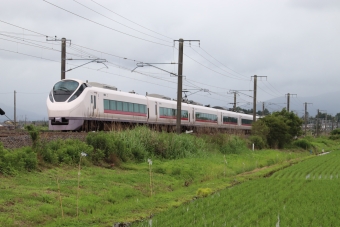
128;103;133;112
123;102;128;112
139;104;145;113
104;99;109;110
133;103;139;113
117;101;123;111
110;100;116;110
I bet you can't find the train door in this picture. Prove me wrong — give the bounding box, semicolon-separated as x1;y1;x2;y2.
90;93;97;117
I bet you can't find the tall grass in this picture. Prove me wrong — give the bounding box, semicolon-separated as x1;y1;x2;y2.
86;126;209;162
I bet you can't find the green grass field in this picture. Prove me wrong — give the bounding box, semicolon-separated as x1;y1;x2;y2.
133;151;340;227
0;148;308;227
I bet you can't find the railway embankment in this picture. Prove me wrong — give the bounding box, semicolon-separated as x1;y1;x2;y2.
0;131;87;149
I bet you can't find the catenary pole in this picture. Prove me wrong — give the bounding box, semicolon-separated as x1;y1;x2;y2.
251;75;266;122
233;92;236;111
61;38;66;80
262;102;265;117
304;102;312;136
317;109;320;137
253;75;257;122
176;38;184;134
285;93;297;112
174;39;200;134
287;93;290;112
14;90;16;129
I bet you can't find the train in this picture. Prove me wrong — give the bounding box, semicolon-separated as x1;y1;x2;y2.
47;78;255;131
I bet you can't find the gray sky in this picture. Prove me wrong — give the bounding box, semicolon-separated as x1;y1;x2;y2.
1;0;340;122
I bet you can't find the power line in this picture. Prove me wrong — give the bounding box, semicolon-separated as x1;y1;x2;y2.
73;0;171;44
0;20;49;37
192;46;249;79
90;0;174;40
177;47;248;81
43;0;173;47
0;48;60;63
189;46;247;80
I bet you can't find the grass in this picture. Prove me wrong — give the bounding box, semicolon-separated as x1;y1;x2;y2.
0;148;309;226
132;150;340;227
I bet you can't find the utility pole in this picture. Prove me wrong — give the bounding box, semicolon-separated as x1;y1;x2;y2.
228;90;252;112
174;39;200;134
47;37;71;80
176;38;184;134
61;38;66;80
253;75;257;122
332;117;334;131
304;102;312;136
285;93;297;112
262;102;265;117
233;92;236;111
316;109;320;137
251;75;266;122
14;90;16;129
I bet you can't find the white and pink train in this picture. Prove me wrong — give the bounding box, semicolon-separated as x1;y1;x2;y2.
47;79;254;131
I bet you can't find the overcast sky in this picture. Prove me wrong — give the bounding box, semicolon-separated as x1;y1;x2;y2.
1;0;339;122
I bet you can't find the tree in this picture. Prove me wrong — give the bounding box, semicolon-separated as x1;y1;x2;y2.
252;108;303;149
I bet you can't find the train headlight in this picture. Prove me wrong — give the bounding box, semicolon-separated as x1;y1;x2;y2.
49;90;54;103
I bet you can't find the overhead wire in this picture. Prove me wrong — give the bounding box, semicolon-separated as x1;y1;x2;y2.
43;0;173;47
177;47;248;81
90;0;174;40
0;20;260;106
190;45;248;80
73;0;171;44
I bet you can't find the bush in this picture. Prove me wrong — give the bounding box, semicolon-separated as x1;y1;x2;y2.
249;135;267;150
330;134;340;140
0;144;37;175
292;139;313;150
330;128;340;135
39;139;93;165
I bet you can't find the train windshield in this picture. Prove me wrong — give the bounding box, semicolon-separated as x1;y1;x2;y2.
53;80;79;102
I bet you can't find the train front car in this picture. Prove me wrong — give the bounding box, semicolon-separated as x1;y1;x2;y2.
47;79;86;130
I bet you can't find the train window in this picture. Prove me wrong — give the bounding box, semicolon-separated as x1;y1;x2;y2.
91;95;93;104
139;105;144;113
123;102;128;112
159;107;164;116
68;83;86;102
241;119;252;125
94;96;96;109
223;116;238;124
110;100;116;110
128;103;133;112
117;101;123;111
104;100;109;110
53;80;79;102
133;103;138;113
181;110;188;118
